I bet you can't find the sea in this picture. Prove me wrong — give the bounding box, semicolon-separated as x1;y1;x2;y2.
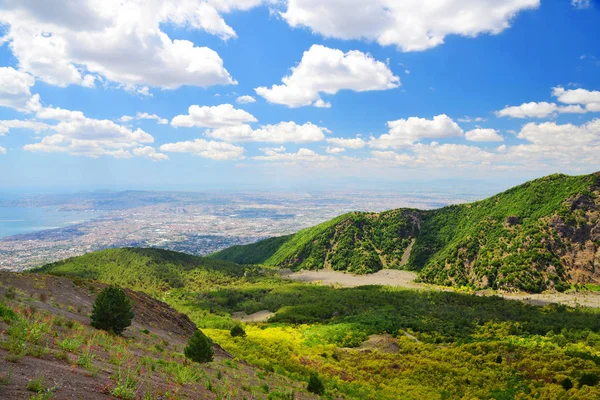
0;206;100;238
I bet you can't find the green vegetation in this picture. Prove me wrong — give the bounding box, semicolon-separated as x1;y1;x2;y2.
36;246;600;399
90;286;134;335
307;373;325;395
230;325;246;337
35;247;245;295
184;330;214;363
212;172;600;292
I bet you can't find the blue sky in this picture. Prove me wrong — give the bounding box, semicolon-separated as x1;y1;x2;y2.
0;0;599;191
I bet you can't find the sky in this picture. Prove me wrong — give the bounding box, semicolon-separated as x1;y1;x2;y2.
0;0;599;191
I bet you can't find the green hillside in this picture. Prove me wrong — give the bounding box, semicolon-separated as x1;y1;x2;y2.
212;172;600;292
27;246;600;399
35;247;245;295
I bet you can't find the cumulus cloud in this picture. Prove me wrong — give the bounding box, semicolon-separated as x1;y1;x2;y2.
0;146;6;155
369;114;463;149
465;128;504;142
171;104;257;128
133;146;168;161
552;87;600;112
207;121;327;143
280;0;540;52
325;137;366;149
326;146;346;154
160;139;245;160
503;119;600;168
20;95;156;158
253;147;331;162
0;0;240;91
0;120;49;135
236;95;256;104
255;45;400;108
0;67;35;111
120;112;168;125
496;86;600;118
370;143;496;168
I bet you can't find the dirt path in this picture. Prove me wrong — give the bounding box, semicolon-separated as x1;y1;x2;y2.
283;269;600;309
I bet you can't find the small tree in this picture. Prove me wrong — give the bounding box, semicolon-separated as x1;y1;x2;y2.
230;325;246;337
307;373;325;395
184;330;214;363
90;287;134;335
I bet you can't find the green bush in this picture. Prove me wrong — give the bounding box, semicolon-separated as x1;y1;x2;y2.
90;286;134;335
230;325;246;337
561;377;573;390
184;330;214;363
579;373;600;387
307;373;325;395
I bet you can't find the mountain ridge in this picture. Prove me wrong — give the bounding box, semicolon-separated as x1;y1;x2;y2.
211;172;600;292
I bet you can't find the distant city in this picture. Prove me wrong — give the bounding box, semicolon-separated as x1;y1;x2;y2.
0;188;490;271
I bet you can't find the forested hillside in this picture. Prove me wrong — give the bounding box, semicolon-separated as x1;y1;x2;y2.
212;172;600;292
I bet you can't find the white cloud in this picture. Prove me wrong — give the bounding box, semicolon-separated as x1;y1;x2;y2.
497;119;600;169
171;104;257;128
0;0;239;91
0;67;35;111
21;96;156;158
496;86;600;118
371;143;496;167
0;120;49;135
326;146;346;154
572;0;591;9
208;121;327;143
325;137;366;149
517;119;600;147
253;147;331;162
255;45;400;108
0;146;5;155
552;87;600;111
160;139;245;160
370;151;413;165
369;114;463;149
133;146;168;161
236;95;256;104
280;0;540;52
496;102;560;118
120;112;168;125
465;128;504;142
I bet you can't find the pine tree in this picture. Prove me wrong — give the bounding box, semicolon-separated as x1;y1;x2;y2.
90;286;134;335
184;330;214;363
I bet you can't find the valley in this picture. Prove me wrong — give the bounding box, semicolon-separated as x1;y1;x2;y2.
2;172;600;399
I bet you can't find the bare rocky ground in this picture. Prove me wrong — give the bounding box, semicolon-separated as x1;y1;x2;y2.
0;272;317;399
284;269;600;308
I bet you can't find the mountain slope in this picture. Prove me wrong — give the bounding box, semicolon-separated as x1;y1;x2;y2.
35;247;245;295
0;272;314;399
211;172;600;292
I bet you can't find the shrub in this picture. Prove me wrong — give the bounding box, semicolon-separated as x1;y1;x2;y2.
579;373;600;387
184;330;213;363
560;377;573;390
307;373;325;395
230;325;246;337
90;287;134;335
